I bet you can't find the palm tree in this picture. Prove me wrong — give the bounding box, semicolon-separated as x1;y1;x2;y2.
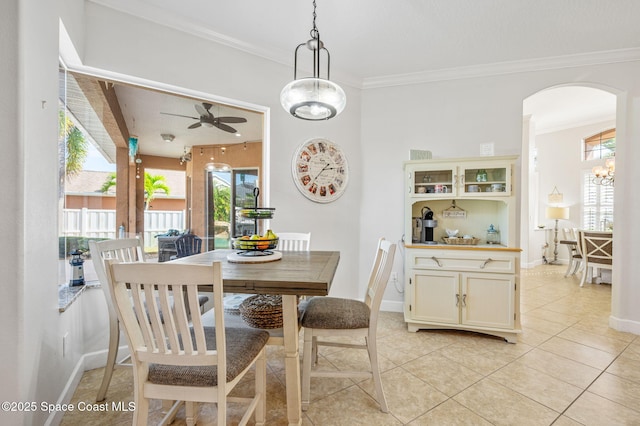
144;173;170;209
58;110;89;198
101;172;170;210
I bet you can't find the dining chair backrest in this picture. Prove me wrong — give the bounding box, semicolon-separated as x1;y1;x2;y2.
364;238;397;315
581;231;613;266
562;228;576;241
174;233;202;258
89;238;145;316
105;260;269;425
276;232;311;251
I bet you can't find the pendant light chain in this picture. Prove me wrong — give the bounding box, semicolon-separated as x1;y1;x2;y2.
311;0;318;39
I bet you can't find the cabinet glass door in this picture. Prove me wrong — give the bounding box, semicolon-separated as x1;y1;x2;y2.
460;165;510;196
412;167;456;197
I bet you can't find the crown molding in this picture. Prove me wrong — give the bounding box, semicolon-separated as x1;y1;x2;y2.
89;1;640;91
88;0;361;88
362;48;640;89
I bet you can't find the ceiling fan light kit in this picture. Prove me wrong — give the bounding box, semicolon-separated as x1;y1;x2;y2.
280;0;346;121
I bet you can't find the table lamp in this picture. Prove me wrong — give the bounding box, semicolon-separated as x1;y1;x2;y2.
546;206;569;264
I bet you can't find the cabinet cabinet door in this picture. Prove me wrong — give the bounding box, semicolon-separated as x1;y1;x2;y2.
409;166;457;197
459;164;511;196
411;270;459;324
461;273;515;329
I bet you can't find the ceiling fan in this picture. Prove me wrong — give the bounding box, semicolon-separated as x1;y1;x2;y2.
161;102;247;133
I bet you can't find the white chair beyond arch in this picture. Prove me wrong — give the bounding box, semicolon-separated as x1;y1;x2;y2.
276;232;311;251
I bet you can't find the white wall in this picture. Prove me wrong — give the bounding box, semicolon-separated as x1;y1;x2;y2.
360;65;640;335
0;0;63;424
4;2;640;423
535;119;616;239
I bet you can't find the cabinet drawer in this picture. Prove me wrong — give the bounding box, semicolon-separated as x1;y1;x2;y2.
412;252;516;274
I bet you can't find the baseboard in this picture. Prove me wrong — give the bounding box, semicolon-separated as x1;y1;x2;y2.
44;357;85;426
380;300;403;313
45;345;130;426
609;315;640;335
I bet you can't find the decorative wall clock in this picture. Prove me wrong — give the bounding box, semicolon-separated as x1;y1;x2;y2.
291;138;349;203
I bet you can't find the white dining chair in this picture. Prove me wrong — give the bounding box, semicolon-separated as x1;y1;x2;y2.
89;237;208;402
561;228;582;277
105;260;269;426
579;231;613;287
276;232;311;251
300;237;397;412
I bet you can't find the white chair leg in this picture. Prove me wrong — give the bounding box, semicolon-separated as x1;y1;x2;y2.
366;335;388;413
255;349;267;426
185;402;197;426
133;396;149;426
301;329;313;411
96;315;120;402
580;266;591;287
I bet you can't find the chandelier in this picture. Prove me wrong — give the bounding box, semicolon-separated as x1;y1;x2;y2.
280;0;346;120
592;157;615;186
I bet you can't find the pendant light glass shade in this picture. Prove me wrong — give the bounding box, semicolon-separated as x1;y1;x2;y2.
205;162;231;172
281;77;346;120
281;0;346;121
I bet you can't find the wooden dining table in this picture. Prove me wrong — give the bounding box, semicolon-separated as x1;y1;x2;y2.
171;249;340;426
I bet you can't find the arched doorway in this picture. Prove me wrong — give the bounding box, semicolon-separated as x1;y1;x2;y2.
520;84;617;312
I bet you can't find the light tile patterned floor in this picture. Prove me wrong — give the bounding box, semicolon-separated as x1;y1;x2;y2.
61;265;640;425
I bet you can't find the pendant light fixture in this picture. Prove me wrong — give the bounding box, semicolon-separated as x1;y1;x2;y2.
280;0;346;120
204;146;232;172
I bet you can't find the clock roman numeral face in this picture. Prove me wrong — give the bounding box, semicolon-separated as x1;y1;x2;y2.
292;138;349;203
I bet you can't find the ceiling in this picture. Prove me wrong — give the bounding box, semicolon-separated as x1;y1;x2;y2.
78;0;636;159
114;84;264;158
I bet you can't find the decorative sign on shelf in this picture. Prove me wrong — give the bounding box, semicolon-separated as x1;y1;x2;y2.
442;201;467;218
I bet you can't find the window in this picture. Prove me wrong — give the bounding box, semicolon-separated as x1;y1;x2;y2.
582;128;615;231
59;62;117;288
584;129;615;161
582;171;614;231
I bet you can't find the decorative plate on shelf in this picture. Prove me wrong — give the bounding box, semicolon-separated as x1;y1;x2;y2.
291;138;349;203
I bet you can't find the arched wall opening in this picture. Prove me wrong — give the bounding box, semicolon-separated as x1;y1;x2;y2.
520;83;619;319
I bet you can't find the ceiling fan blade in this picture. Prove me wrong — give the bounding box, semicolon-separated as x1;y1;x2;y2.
195;104;208;117
216;116;247;123
213;122;237;133
188;122;202;129
161;112;199;120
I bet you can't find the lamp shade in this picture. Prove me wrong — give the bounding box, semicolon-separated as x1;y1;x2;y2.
280;77;346;120
546;206;569;220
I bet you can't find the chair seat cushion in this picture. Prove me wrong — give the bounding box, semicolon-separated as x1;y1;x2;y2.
148;327;269;387
300;297;370;329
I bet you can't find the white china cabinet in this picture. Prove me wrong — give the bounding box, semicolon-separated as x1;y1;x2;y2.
403;156;521;343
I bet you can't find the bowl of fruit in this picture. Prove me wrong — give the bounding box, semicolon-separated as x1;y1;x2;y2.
232;230;279;254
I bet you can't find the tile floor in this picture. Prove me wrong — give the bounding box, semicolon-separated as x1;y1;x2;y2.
60;265;640;425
